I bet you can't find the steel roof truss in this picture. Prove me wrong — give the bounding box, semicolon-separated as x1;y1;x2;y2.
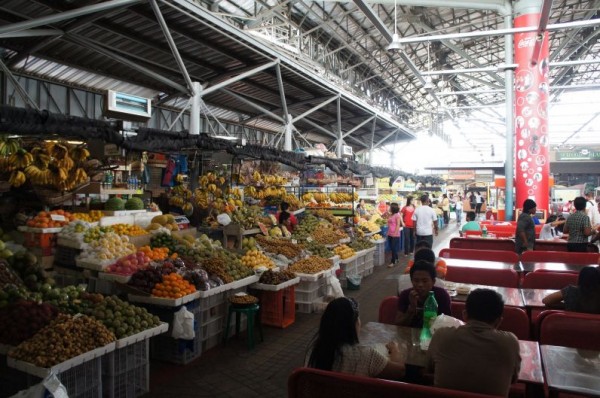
291;95;339;124
203;60;279;96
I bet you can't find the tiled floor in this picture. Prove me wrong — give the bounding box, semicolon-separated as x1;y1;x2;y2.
0;222;460;398
144;223;459;398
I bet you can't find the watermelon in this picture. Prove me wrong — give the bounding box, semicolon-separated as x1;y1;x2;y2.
125;197;144;210
105;197;125;211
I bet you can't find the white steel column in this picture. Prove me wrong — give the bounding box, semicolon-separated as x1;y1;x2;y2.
284;114;293;151
190;82;202;135
504;9;514;221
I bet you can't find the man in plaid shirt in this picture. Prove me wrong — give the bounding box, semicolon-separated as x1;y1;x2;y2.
564;196;594;252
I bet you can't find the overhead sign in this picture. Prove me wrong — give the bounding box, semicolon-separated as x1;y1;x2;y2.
105;90;152;121
448;169;475;180
556;149;600;161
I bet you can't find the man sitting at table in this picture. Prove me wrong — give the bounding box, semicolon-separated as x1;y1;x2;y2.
395;260;451;328
426;288;521;397
459;211;481;236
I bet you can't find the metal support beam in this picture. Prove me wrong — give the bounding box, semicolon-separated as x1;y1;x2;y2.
504;12;514;222
0;29;63;38
0;0;142;36
291;95;338;124
530;0;553;66
222;89;285;123
275;64;289;122
374;130;398;148
342;116;375;139
190;82;202;135
336;97;343;158
560;111;600;146
202;61;278;96
149;0;195;94
0;58;40;110
66;35;190;95
369;117;377;166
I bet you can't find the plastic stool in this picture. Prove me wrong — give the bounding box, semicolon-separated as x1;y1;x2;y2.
223;303;264;349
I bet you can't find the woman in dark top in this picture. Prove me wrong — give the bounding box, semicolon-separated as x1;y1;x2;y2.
542;266;600;314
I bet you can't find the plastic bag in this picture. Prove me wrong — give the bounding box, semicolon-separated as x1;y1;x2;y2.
11;372;68;398
430;314;464;334
217;213;231;226
326;274;344;298
172;306;195;340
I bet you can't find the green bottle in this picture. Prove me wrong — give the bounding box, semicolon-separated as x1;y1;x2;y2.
420;291;438;350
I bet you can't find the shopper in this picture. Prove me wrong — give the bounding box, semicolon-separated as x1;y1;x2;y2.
475;191;484;216
469;192;476;213
542;266;600;314
460;211;481;236
441;194;450;225
539;215;566;240
277;201;297;232
386;202;403;268
396;260;451;328
563;196;594;252
306;297;405;380
515;199;537;254
454;195;463;224
400;196;415;257
426;289;521;397
585;192;600;228
412;195;438;248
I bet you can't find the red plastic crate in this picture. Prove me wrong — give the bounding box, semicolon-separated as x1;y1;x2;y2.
258;287;296;328
24;232;57;249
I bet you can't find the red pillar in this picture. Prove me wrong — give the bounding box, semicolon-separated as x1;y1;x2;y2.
514;12;550;214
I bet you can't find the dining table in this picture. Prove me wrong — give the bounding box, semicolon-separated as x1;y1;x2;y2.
541;344;600;397
446;282;525;307
520;261;591;273
359;322;544;385
520;288;558;308
442;258;522;271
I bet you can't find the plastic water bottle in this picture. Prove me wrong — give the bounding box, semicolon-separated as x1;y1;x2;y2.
482;225;488;237
420;291;438;350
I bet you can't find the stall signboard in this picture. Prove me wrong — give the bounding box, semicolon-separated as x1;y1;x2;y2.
475;169;495;183
448;169;475;180
556;148;600;161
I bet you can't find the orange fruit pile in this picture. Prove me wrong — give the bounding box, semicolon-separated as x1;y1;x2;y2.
26;210;75;228
138;246;170;261
151;273;196;298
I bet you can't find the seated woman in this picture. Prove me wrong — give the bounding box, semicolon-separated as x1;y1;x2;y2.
459;212;481;236
539;215;566;240
307;297;405;380
542;266;600;314
396;260;452;327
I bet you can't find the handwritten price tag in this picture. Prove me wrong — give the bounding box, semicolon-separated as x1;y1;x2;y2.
50;214;66;222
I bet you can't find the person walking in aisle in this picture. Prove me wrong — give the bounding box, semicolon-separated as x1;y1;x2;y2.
400;196;415;257
564;196;594;252
454;195;463;224
412;195;438;248
387;203;404;268
515;199;537;254
441;194;450;225
475;191;484;217
469;192;476;213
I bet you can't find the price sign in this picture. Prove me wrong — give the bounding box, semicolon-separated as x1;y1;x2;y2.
50;214;66;222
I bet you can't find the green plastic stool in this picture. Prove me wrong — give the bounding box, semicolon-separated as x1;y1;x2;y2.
223;303;264;349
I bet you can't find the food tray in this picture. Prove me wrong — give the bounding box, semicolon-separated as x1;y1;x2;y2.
76;257;114;271
293;268;333;282
18;226;63;233
370;238;386;244
292;208;306;215
57;237;86;249
7;342;116;378
230;274;260;289
115;322;169;348
339;254;358;265
98;272;132;284
127;291;200;307
251;277;301;291
364;230;381;237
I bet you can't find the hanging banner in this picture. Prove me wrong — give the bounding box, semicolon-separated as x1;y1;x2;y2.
514;12;550;213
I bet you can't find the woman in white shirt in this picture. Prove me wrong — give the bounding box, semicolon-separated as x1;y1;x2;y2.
539;215;566;240
306;297;405;380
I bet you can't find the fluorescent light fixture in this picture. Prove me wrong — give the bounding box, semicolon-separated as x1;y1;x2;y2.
213;135;239;141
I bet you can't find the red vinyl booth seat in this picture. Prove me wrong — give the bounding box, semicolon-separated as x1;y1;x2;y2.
439;248;519;264
521;250;599;265
534;240;599;253
288;367;502;398
450;301;530;340
449;238;515;252
445;266;520;288
378;296;399;325
522;271;578;290
537;310;600;350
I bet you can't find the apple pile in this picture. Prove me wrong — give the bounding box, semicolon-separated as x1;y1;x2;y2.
105;251;152;276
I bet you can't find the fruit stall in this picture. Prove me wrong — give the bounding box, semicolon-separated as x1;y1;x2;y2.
0;128;453;397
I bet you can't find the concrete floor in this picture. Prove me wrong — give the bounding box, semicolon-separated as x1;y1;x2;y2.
144;223;459;398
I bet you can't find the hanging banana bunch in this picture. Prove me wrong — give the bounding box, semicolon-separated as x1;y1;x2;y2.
8;149;33;169
8;170;26;187
70;146;90;163
0;136;21;157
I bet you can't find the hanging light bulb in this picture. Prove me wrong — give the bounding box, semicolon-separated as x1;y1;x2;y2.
387;0;403;51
